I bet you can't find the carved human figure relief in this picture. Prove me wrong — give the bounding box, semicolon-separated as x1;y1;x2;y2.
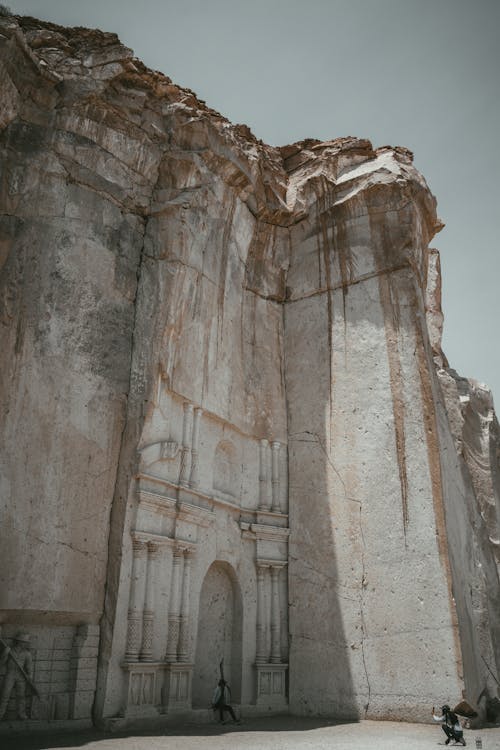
0;632;34;721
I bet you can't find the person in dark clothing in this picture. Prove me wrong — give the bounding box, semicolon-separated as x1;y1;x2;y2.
432;704;466;745
212;678;239;724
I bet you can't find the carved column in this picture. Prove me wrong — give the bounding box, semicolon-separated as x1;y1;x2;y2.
165;547;183;662
259;439;271;510
256;563;268;664
271;441;281;513
140;542;158;662
179;403;194;488
270;565;282;663
125;539;148;661
189;408;203;488
178;549;193;662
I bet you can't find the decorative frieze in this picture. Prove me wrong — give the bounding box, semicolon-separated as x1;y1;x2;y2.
138;489;177;519
177;501;215;528
250;526;290;543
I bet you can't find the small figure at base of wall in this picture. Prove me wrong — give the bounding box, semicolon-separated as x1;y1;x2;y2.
212;678;240;724
0;632;34;721
432;704;466;746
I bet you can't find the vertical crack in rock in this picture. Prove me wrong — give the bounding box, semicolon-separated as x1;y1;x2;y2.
378;270;409;538
359;503;371;716
315;181;335;447
216;193;235;357
332;209;358;336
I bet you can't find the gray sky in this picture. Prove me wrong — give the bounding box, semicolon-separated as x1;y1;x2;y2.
9;0;500;404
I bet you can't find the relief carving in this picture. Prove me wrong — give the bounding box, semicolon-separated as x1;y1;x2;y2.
161;440;180;460
0;632;35;721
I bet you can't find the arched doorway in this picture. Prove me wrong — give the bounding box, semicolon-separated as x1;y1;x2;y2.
192;561;243;708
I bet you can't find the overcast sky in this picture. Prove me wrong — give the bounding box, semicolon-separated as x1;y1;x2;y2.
9;0;500;405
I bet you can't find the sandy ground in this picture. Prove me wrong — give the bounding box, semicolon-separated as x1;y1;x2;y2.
2;717;500;750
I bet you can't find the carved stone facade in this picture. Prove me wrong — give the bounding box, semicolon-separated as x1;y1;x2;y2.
100;394;289;720
1;14;499;733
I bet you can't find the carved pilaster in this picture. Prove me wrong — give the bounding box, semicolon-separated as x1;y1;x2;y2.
270;565;281;663
189;408;203;488
165;548;183;662
271;441;281;512
125;539;148;661
140;542;158;662
259;439;271;510
179;403;194;487
256;563;268;664
178;549;193;662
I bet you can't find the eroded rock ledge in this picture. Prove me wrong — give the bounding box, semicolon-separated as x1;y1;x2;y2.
0;13;499;730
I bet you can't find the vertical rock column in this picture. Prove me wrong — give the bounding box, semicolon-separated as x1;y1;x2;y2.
256;563;268;663
125;539;148;661
165;548;184;662
140;542;158;662
189;408;203;488
259;439;271;510
178;549;193;662
179;403;194;488
271;442;281;513
270;565;282;663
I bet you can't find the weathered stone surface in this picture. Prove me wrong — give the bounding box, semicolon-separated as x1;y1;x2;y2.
0;13;498;731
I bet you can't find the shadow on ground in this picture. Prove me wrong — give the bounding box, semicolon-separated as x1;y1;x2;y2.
0;716;353;750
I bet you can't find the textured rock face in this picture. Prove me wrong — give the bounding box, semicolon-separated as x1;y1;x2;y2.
0;14;499;729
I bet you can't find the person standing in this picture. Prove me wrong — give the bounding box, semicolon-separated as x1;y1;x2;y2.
432;704;466;746
212;678;239;724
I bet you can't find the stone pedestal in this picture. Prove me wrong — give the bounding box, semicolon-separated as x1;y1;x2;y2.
255;663;288;708
162;663;193;714
121;662;161;718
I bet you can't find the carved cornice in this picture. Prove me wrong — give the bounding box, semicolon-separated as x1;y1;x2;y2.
253;508;289;522
254;662;289;673
137;473;179;495
177;501;215;528
174;539;197;554
250;524;290;543
138;490;177;517
210;493;241;514
256;558;288;569
131;530;176;547
131;530;197;554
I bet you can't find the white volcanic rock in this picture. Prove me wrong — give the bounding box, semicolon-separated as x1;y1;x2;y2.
0;13;498;730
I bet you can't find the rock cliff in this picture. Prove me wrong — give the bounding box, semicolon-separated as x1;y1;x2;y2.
0;13;498;728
